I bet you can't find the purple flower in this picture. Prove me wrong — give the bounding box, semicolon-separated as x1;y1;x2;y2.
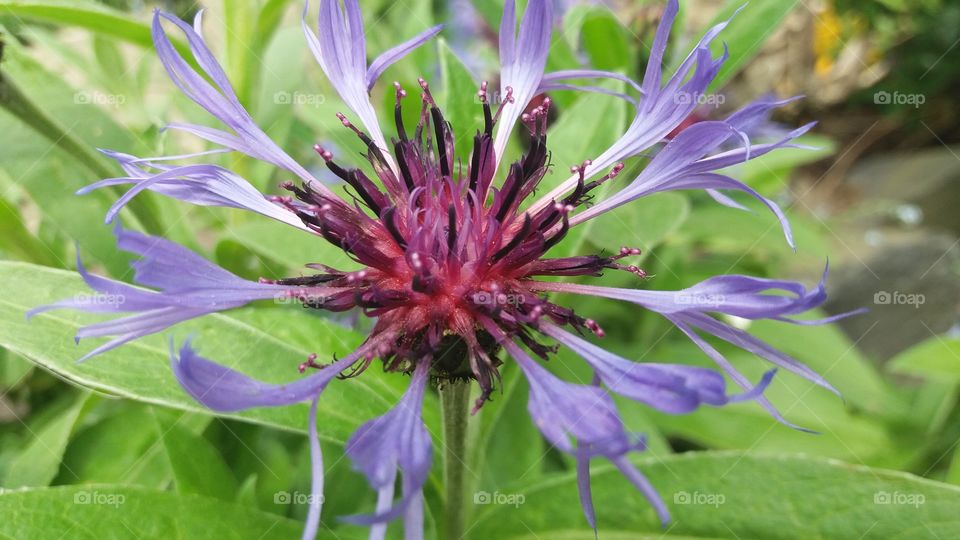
31;0;860;537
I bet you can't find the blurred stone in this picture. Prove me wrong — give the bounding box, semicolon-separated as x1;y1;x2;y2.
825;233;960;362
846;145;960;235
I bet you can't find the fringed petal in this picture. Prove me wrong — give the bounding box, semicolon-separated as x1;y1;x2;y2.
151;11;330;195
340;359;432;530
30;225;300;361
81;158;311;232
493;0;553;164
542;323;774;414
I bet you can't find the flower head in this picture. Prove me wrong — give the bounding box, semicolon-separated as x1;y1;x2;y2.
31;0;861;537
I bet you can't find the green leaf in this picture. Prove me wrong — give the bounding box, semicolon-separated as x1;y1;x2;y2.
0;42;160;274
0;347;34;388
152;408;238;501
576;8;633;71
59;403;173;487
699;0;799;92
889;336;960;381
222;216;359;278
544;90;627;190
0;485;301;539
469;452;960;539
0;0;188;52
0;192;59;266
0;261;422;444
439;38;481;155
540;87;627;259
470;363;545;494
677;203;829;259
647;313;912;467
3;391;90;488
584;192;691;255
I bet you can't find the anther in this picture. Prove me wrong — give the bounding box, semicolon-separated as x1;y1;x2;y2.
477;81;488;104
299;353;321;373
492;86;514;123
614;247;643;259
480;81;494;134
419;78;436;106
394;82;408;141
585;319;605;338
313;144;334;161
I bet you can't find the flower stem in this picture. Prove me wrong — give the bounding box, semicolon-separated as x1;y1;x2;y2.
440;379;471;540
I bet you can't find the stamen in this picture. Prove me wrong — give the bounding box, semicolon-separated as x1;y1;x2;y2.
382;206;408;248
583;162;625;192
447;204;457;253
299;353;321;373
492;214;532;262
606;246;647;278
336;113;389;164
492;86;514;124
336;113;368;141
431;106;451;177
418;78;436;106
393;142;417;191
312;144;334;161
479;81;493;135
541;204;573;252
394;81;408;141
585;319;605;338
612;246;641;259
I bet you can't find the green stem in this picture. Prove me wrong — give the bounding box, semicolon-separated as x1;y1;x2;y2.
440;379;471;540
